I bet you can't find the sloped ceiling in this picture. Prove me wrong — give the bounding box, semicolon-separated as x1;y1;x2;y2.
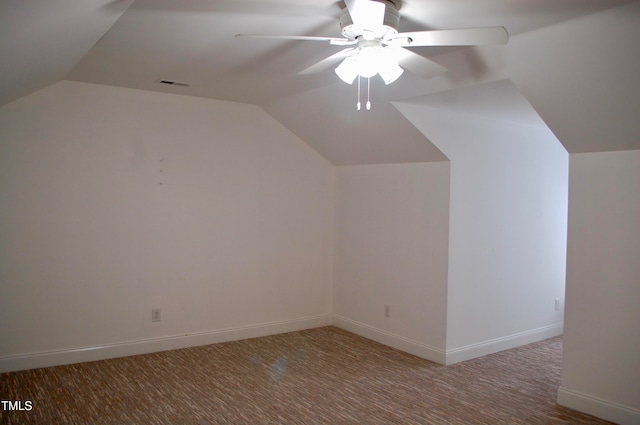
395;79;545;129
1;0;638;165
0;0;133;107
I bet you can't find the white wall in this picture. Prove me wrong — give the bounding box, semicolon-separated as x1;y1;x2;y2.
395;83;568;363
332;162;450;363
558;150;640;425
0;81;334;371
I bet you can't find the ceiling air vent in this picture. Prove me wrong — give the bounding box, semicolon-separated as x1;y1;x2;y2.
157;79;192;87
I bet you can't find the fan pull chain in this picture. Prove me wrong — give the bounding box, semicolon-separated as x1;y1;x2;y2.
354;76;372;111
356;75;361;111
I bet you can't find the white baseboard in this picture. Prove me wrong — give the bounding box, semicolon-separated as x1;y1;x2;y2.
332;314;447;364
0;316;563;373
445;323;564;365
557;387;640;425
0;314;331;373
332;316;563;366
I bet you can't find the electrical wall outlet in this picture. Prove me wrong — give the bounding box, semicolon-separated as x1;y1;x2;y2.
555;298;561;311
152;308;161;322
384;305;391;318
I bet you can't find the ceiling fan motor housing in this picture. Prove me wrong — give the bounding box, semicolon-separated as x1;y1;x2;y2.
340;0;400;40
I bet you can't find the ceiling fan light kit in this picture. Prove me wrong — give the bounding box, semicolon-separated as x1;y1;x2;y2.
236;0;508;110
334;40;405;85
335;0;404;87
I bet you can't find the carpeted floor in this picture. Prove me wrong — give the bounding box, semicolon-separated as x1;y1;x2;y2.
0;326;613;424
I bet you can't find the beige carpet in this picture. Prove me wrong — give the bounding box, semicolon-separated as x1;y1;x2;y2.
1;326;613;424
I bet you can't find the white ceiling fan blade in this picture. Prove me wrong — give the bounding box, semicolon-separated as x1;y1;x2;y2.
387;27;508;47
344;0;385;29
235;34;353;45
391;48;447;79
298;48;357;75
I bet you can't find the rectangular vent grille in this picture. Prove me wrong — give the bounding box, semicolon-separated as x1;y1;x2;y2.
157;79;192;87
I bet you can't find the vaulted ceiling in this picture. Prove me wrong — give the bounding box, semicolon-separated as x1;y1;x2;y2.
1;0;638;165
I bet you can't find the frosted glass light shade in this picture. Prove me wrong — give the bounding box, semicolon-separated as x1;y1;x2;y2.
335;56;359;84
355;48;380;78
334;47;404;84
378;60;404;84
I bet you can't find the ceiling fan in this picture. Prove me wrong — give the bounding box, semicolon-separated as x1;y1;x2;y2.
236;0;508;108
236;0;508;82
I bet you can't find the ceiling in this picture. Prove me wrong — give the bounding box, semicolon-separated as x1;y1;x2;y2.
1;0;637;165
